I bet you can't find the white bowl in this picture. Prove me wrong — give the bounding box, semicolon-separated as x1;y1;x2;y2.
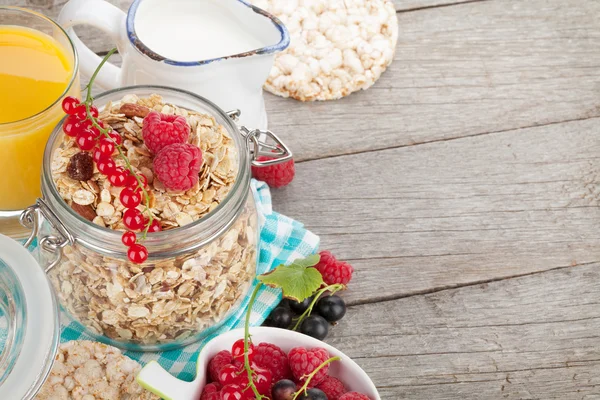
138;327;380;400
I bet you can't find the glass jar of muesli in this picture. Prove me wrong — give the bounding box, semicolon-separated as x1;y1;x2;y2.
19;86;291;351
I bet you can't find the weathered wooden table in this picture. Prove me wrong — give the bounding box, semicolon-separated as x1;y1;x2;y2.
11;0;600;398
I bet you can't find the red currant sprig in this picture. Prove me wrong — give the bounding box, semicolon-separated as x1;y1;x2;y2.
61;48;160;264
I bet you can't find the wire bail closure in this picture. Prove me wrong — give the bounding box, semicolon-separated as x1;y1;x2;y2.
227;109;293;167
20;199;74;273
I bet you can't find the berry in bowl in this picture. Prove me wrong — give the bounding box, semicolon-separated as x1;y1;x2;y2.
137;327;380;400
21;84;292;351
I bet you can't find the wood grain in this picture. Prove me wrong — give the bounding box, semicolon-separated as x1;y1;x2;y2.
13;0;600;162
7;0;484;16
393;0;487;11
272;116;600;304
7;1;600;398
265;0;600;161
327;261;600;398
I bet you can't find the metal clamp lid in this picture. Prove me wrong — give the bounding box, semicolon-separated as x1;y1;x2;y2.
227;110;293;167
20;199;73;273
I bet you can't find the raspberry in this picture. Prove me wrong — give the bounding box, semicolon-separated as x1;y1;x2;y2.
338;392;371;400
200;392;219;400
253;342;291;382
288;347;330;386
251;157;295;188
208;350;234;382
153;143;202;191
314;251;354;286
142;111;190;154
316;376;347;400
200;382;221;400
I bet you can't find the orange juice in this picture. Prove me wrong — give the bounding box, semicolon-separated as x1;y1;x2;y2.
0;25;79;211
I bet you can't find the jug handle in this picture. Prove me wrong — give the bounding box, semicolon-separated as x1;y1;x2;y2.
58;0;126;90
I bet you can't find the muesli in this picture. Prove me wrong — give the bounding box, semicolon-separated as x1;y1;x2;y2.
48;95;257;344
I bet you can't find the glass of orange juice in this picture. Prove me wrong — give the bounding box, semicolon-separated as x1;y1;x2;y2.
0;7;80;238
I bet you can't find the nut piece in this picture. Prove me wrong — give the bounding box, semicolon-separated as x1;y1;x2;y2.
120;103;151;118
66;152;94;181
71;203;96;221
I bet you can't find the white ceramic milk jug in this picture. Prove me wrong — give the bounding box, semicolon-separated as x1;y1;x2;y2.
58;0;290;129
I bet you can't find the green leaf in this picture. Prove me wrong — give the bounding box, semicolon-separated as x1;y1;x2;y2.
259;262;324;302
290;254;320;269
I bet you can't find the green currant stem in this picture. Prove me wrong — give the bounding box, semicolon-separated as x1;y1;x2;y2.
84;48;117;102
292;356;341;400
243;282;266;400
83;48;154;240
292;284;345;331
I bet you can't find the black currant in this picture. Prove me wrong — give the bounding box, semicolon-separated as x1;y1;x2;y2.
316;295;347;322
269;306;293;329
272;379;297;400
279;298;291;309
289;296;314;315
297;388;328;400
300;315;329;340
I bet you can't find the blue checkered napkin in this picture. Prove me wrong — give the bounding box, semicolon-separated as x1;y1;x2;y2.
60;179;319;380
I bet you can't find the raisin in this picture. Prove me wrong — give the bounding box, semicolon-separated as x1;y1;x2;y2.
67;152;94;181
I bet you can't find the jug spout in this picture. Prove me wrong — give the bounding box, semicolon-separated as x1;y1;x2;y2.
137;361;202;400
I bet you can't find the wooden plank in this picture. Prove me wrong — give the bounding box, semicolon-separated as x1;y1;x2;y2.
7;0;481;18
11;0;485;17
272;117;600;304
393;0;483;11
327;262;600;398
264;0;600;161
12;0;600;161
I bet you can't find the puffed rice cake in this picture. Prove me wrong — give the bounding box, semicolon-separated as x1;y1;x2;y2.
35;341;159;400
253;0;398;100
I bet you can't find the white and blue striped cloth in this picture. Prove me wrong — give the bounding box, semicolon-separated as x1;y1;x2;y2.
59;179;319;380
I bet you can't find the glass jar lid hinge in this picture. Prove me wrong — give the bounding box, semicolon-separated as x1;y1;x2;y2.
21;199;73;273
227;109;293;167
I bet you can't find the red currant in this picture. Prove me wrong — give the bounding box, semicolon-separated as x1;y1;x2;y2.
96;157;116;175
87;126;101;139
250;364;272;396
89;105;99;118
123;208;144;230
126;174;148;189
218;365;241;386
75;131;97;151
78;119;93;132
122;231;137;246
108;168;128;187
74;104;88;120
120;187;142;208
61;96;80;114
231;339;255;363
108;132;122;145
127;243;148;264
146;219;161;233
98;138;115;156
62;115;81;137
93;148;103;163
